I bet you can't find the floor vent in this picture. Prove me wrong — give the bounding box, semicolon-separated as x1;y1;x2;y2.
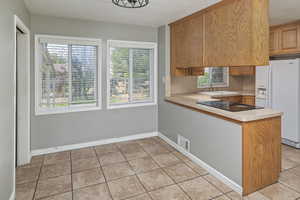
177;135;190;152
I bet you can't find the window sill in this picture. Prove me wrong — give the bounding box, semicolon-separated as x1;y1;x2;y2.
35;106;102;116
107;102;157;110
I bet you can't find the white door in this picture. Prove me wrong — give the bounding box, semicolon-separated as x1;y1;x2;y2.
16;25;31;166
271;59;300;143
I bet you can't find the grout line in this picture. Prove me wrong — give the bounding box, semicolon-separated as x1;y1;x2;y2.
120;192;152;200
176;183;194;200
111;140;157;199
277;181;300;195
210;193;227;200
69;151;74;200
203;174;233;195
93;146;114;200
282;164;300;172
159;167;192;200
135;138;188;198
181;159;209;177
36;191;73;200
148;141;225;200
31;155;44;200
114;141;152;198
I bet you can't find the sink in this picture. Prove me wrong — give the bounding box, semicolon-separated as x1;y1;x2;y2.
200;91;239;96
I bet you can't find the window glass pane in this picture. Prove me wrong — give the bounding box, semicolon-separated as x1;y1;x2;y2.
71;45;97;106
197;67;228;88
109;47;129;104
37;37;100;114
132;48;152;102
40;43;69;108
197;68;210;88
211;67;225;84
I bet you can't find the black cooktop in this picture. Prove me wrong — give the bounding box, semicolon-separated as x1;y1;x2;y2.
197;101;263;112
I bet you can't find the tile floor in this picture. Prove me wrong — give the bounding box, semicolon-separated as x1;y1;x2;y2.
16;137;300;200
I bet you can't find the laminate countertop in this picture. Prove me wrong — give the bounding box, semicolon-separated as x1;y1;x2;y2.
165;94;282;123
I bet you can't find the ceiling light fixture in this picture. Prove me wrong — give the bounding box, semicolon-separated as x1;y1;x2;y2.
112;0;149;8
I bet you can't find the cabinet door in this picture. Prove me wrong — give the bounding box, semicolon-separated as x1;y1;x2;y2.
278;24;300;53
204;0;253;66
203;0;268;66
170;22;188;76
186;14;204;67
230;66;255;76
269;29;279;55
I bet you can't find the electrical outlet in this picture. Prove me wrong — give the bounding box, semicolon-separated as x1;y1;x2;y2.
177;135;190;152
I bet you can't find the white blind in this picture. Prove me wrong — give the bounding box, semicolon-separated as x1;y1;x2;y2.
38;39;98;111
197;67;229;88
109;46;154;105
39;37;100;46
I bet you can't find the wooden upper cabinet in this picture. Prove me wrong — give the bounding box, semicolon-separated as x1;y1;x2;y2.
186;14;204;68
269;29;279;54
170;0;269;76
270;21;300;56
171;22;187;70
281;25;298;50
170;13;204;76
203;0;269;67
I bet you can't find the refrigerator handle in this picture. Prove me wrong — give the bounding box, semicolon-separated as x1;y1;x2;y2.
268;66;273;108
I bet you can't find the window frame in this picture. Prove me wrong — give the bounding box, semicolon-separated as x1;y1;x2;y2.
34;34;102;115
107;40;158;109
197;67;229;89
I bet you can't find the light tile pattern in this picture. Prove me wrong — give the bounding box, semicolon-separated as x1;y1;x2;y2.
16;139;300;200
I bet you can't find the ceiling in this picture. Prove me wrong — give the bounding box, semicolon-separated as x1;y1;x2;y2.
24;0;300;27
24;0;221;27
269;0;300;26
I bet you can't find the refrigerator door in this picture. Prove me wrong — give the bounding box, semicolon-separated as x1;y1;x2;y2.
271;59;300;143
255;66;270;107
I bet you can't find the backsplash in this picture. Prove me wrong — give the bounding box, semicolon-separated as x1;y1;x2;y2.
171;75;255;95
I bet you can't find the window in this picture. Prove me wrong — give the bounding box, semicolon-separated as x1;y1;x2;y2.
107;40;157;109
35;35;101;115
197;67;229;88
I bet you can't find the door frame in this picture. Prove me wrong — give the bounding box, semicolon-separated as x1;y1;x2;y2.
13;15;31;168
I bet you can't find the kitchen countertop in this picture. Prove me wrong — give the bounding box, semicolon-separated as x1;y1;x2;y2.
165;94;282;123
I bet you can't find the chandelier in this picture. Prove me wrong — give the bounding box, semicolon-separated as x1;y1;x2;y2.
112;0;149;8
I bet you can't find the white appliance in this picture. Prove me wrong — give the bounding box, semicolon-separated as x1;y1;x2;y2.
256;59;300;148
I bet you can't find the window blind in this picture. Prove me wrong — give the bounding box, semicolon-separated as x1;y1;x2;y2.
108;40;156;107
37;37;99;113
197;67;229;88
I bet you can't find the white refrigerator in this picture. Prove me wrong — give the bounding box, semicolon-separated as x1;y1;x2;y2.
256;59;300;148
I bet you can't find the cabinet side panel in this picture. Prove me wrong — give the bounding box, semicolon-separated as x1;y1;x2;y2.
251;0;269;66
242;117;281;195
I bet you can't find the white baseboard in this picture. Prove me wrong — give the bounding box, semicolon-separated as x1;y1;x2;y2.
31;132;158;156
282;138;300;149
158;132;243;194
9;190;15;200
